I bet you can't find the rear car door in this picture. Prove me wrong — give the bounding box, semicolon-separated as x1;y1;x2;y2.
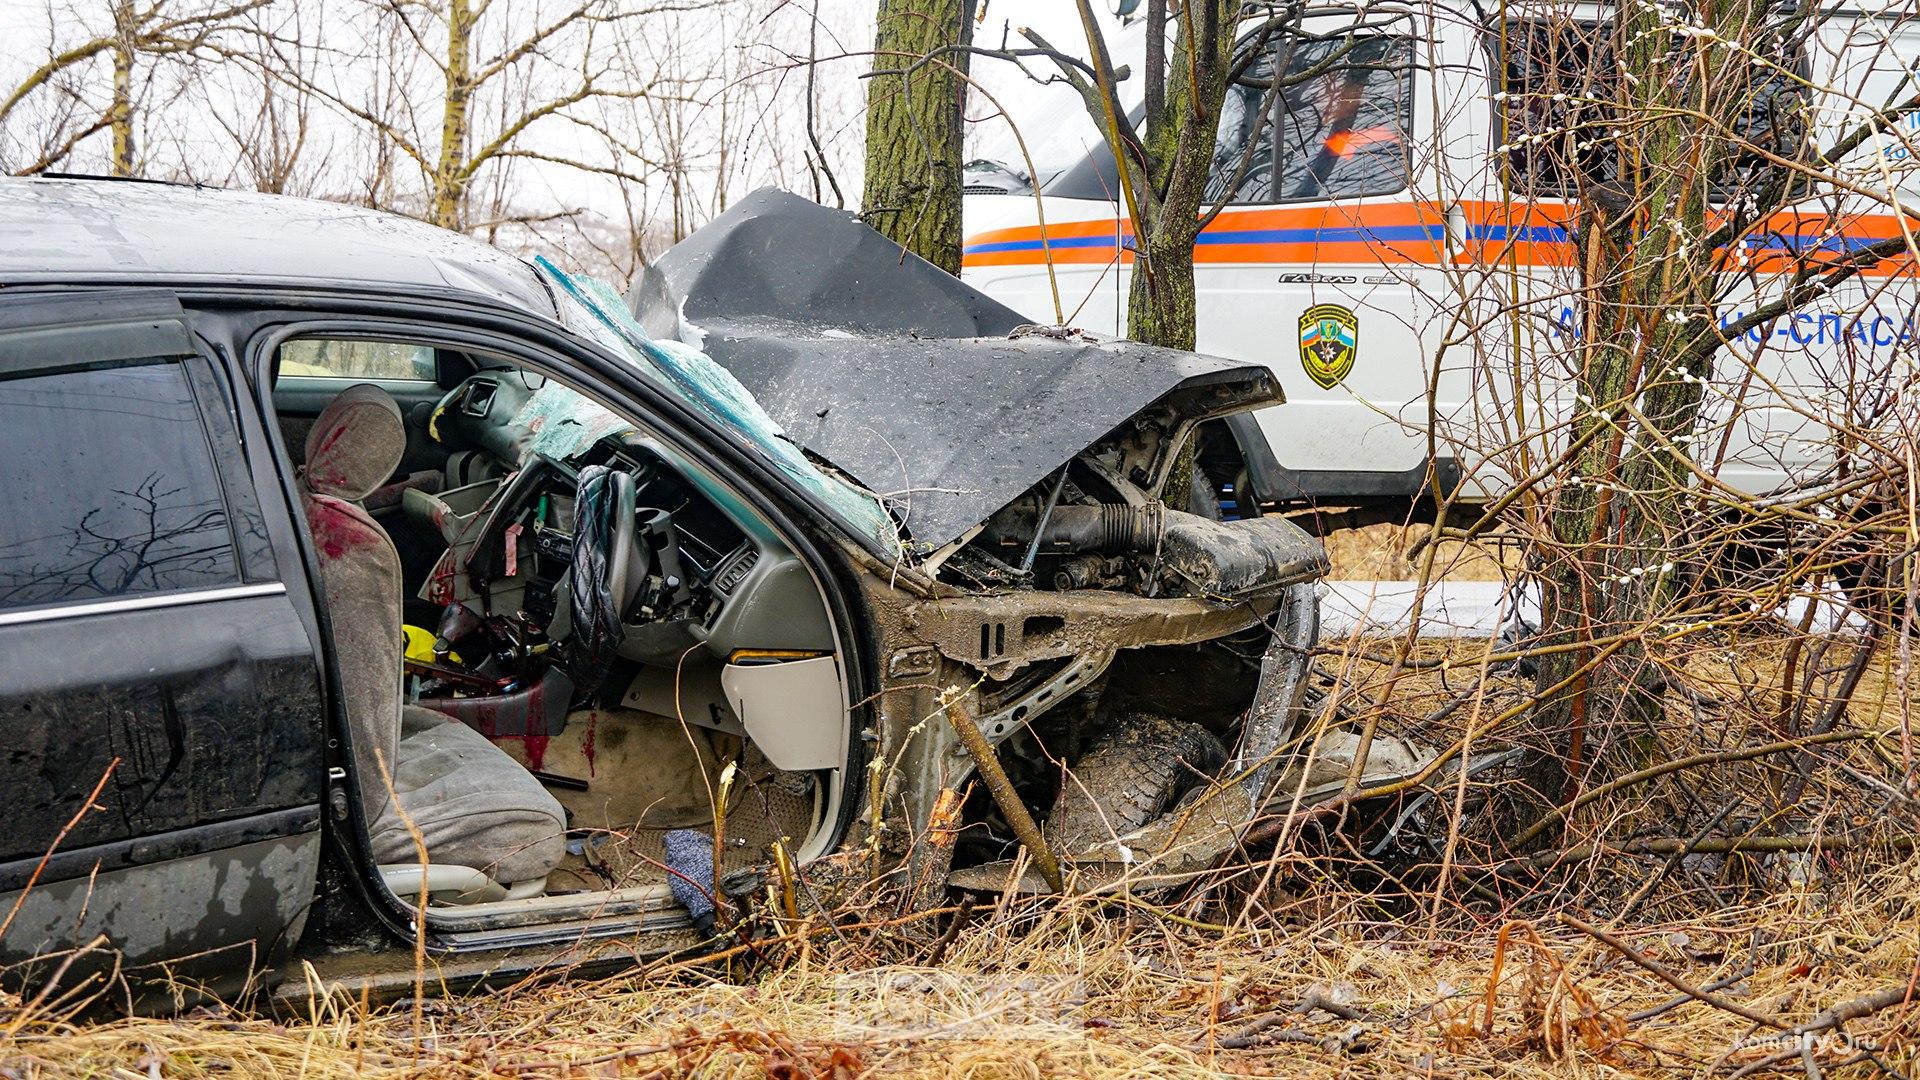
0;291;328;996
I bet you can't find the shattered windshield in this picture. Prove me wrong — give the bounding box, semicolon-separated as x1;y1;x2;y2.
531;258;902;555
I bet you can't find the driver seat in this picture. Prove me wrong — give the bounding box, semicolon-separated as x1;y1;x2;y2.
299;384;567;901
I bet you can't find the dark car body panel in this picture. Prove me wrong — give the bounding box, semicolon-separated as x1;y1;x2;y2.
0;183;891;989
0;833;322;995
0;597;325;870
639;189;1287;549
0;288;330;994
0;178;1323;1006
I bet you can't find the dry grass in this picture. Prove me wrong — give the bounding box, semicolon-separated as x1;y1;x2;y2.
11;621;1913;1079
6;873;1919;1078
11;627;1916;1078
5;539;1912;1077
1319;523;1514;582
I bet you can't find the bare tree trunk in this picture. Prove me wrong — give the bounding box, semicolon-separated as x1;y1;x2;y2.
109;0;135;175
1515;0;1761;833
1127;237;1199;350
430;0;475;229
1115;0;1238;352
861;0;975;274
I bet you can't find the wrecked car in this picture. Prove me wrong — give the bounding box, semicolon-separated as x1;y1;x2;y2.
0;179;1324;1005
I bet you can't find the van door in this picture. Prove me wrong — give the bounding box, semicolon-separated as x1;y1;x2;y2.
0;291;327;998
1187;14;1450;500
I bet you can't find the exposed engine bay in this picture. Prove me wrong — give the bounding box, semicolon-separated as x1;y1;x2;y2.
622;190;1340;895
943;429;1330;600
910;392;1330;886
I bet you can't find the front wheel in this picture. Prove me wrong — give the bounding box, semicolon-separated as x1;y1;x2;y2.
1044;713;1227;857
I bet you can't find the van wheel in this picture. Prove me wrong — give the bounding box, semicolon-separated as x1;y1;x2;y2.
1834;542;1905;634
1045;713;1226;856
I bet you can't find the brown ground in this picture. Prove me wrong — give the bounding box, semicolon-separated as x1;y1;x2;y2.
1318;522;1514;582
6;528;1912;1078
8;874;1917;1077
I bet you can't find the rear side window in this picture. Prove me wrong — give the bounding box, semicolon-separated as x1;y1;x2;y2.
277;339;435;382
1719;39;1809;196
1489;20;1618;194
0;362;240;611
1210;32;1415;204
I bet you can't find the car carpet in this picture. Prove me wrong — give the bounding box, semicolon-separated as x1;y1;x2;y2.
490;706;818;892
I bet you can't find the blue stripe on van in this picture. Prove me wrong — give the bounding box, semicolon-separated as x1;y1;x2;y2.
1465;224;1571;243
963;223;1447;255
1741;231;1890;255
968;223;1892;257
1195;224;1446;245
963;235;1122;254
1464;224;1888;256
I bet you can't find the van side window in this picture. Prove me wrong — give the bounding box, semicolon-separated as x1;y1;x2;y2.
0;361;241;611
1490;19;1805;197
1718;38;1809;197
1208;48;1280;202
1211;32;1415;204
1489;20;1617;195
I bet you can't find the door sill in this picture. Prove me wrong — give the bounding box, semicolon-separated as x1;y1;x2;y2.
270;920;698;1009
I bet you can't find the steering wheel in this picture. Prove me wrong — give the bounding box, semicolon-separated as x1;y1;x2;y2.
567;465;645;691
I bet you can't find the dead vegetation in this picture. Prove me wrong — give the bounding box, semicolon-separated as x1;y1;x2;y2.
5;856;1919;1077
10;521;1920;1078
7;606;1919;1078
1320;522;1514;582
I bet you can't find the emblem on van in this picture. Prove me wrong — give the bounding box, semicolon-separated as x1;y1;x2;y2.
1299;304;1359;389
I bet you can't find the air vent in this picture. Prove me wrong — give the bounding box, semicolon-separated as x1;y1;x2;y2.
714;546;759;594
462;380;498;417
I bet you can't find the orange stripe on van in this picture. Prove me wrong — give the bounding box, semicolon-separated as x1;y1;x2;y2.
961;203;1450;269
963;200;1918;276
1729;211;1919;278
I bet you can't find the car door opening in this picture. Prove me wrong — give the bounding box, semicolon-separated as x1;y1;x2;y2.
268;335;851;924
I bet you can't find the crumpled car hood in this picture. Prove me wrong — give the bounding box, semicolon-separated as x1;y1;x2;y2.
632;188;1284;551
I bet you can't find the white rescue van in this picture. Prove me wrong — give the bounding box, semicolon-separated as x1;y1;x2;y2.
962;4;1920;523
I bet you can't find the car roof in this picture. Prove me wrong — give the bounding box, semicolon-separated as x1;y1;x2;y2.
0;177;556;317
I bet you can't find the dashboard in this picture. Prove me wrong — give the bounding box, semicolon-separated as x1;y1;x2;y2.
439;371;834;665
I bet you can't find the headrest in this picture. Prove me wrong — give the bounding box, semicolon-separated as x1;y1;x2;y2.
303;383;405;502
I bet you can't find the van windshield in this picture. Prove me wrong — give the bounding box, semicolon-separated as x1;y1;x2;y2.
1219;32;1414;203
1047;30;1414;204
